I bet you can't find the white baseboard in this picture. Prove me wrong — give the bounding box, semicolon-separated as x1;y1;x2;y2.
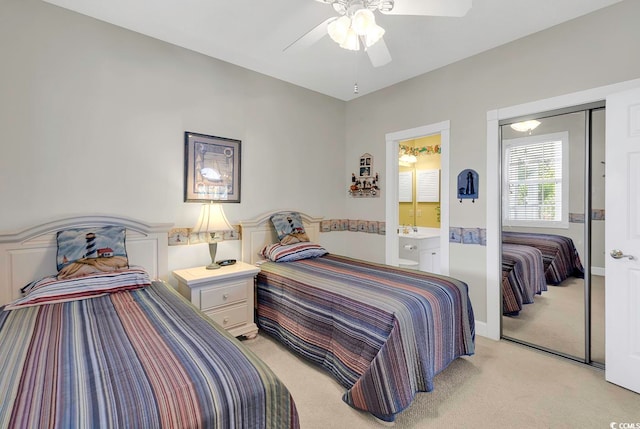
474;320;489;338
592;266;605;276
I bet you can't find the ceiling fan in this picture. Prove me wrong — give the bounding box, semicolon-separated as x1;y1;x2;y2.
285;0;472;68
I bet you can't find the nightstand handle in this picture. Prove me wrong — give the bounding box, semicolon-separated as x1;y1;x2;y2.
223;317;229;325
223;294;229;300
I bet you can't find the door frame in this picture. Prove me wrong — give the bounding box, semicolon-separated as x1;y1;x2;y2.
485;78;640;341
385;121;450;275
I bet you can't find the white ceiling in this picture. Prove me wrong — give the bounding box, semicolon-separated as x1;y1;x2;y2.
42;0;624;101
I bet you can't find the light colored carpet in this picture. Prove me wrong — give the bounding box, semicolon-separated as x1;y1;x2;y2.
502;275;605;363
242;332;639;428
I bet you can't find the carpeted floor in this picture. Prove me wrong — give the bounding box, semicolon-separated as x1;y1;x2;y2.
242;330;639;428
502;275;605;362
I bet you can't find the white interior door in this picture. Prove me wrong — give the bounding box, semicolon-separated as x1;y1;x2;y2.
605;86;640;393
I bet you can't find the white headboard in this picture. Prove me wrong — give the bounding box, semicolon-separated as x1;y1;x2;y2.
240;210;323;265
0;215;173;306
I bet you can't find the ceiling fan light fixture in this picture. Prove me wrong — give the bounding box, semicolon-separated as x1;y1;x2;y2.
364;23;385;47
340;27;361;50
351;8;376;35
378;0;394;13
332;1;348;15
328;16;351;44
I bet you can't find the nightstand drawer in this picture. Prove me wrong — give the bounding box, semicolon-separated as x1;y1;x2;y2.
200;280;247;309
173;261;260;339
205;304;247;330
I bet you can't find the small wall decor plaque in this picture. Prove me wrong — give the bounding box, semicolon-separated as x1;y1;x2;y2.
457;169;479;203
349;153;381;198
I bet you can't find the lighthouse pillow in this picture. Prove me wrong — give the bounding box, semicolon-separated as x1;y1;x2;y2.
56;226;129;279
270;212;310;245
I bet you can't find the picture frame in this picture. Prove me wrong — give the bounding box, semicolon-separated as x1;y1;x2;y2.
184;131;241;203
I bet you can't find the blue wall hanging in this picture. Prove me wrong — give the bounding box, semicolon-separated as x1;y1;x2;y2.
457;169;479;203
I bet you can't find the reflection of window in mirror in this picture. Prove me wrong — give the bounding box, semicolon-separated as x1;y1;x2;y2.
502;132;569;229
397;135;442;228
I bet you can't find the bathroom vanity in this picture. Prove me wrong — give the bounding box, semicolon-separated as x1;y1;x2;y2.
398;228;441;274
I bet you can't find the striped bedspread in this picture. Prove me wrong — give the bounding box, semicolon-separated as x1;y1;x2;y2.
502;243;547;315
0;281;299;429
256;254;475;422
502;231;585;285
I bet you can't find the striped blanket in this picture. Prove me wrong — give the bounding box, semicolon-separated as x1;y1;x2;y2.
256;254;475;422
0;281;299;429
502;231;585;285
502;243;547;315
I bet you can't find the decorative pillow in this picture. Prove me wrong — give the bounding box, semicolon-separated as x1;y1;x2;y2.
56;226;128;278
270;212;310;245
7;267;151;310
260;242;328;262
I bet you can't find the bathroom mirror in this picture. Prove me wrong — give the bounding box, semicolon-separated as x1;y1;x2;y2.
398;135;442;229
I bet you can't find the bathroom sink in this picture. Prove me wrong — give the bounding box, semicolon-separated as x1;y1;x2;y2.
400;232;433;239
398;228;440;239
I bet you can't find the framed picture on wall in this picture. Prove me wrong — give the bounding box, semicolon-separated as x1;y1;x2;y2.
184;131;241;203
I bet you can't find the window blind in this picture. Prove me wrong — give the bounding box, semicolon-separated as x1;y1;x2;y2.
504;138;564;224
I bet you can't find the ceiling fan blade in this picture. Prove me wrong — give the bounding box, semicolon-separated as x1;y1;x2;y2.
380;0;472;17
366;38;392;68
284;17;335;53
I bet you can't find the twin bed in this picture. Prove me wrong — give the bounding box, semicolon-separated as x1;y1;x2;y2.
501;231;585;315
241;211;475;422
0;211;476;426
0;216;298;429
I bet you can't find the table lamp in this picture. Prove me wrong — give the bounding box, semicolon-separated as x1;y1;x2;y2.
192;202;233;269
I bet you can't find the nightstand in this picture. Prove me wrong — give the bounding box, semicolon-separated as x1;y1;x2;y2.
173;261;260;338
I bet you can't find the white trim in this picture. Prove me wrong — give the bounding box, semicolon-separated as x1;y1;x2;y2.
474;320;488;339
486;77;640;341
240;210;323;265
385;121;450;275
0;214;173;243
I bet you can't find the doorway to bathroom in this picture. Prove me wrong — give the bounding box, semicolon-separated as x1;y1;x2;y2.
398;135;442;273
385;121;450;276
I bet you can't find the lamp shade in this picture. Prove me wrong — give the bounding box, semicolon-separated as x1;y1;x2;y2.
192;203;233;234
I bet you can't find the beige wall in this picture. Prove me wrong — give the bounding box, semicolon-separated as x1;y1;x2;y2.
0;0;348;272
344;0;640;322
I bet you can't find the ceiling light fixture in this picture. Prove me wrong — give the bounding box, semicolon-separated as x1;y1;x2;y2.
320;0;388;51
510;120;541;134
399;154;417;164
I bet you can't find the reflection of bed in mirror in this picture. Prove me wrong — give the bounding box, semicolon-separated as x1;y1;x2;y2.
0;216;299;428
502;243;547;315
241;210;475;423
502;231;584;285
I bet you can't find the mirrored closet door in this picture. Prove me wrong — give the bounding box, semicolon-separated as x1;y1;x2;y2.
500;104;605;366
